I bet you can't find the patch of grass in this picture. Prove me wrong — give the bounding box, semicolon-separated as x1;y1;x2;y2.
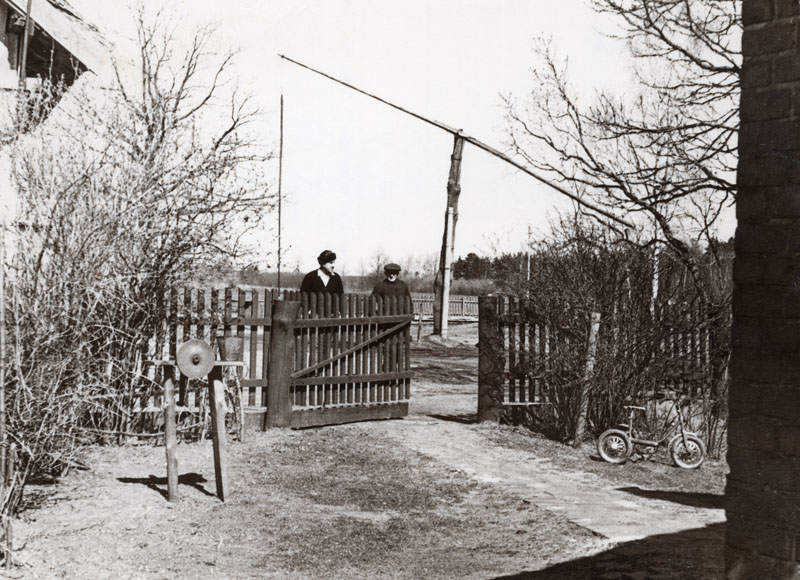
277;514;409;572
252;427;476;512
230;427;605;579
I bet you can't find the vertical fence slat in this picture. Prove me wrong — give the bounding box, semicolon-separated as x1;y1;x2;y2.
299;292;308;406
519;299;527;404
391;296;399;401
370;296;378;403
309;293;318;406
405;296;412;399
507;297;516;404
343;294;352;404
357;294;365;404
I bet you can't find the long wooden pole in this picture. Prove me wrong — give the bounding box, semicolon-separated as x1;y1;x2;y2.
163;369;178;501
0;219;5;503
277;94;283;291
207;366;228;501
278;54;634;229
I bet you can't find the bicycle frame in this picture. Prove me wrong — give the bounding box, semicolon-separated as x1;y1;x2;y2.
618;398;695;449
597;396;707;468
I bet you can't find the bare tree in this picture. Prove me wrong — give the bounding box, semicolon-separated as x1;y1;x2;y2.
3;7;273;512
504;0;740;305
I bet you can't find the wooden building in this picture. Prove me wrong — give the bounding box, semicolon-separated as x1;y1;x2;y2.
0;0;107;89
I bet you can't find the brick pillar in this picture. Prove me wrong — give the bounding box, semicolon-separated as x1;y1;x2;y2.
729;1;800;577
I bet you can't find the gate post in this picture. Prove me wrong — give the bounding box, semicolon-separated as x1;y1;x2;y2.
266;300;300;428
478;296;505;422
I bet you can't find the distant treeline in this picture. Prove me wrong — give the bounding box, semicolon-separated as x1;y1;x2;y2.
452;252;532;280
218;270;497;296
220;250;607;295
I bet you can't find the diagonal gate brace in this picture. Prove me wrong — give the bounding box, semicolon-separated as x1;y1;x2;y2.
291;318;411;380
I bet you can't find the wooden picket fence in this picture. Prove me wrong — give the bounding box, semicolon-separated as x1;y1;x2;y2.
411;293;479;318
478;295;722;420
142;288;412;430
477;296;567;416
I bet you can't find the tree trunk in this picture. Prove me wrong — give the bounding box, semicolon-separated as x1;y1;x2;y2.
433;135;465;335
572;312;601;448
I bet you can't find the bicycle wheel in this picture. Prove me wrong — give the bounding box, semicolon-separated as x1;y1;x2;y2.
597;429;633;464
669;434;706;469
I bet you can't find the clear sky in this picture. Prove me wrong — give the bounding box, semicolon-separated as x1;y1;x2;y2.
62;1;735;274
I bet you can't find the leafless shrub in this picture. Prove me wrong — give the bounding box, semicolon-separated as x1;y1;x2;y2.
501;215;730;457
3;8;273;513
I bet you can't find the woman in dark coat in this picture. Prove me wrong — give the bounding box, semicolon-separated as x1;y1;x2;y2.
300;249;344;294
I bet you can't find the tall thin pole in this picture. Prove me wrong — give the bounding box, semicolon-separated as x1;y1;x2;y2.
526;225;531;299
0;219;6;459
277;94;283;291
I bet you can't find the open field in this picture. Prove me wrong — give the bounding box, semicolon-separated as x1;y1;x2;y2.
8;322;726;579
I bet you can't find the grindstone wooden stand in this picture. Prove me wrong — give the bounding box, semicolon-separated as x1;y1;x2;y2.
151;351;245;502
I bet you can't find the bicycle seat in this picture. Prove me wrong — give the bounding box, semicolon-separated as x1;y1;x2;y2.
624;405;646;411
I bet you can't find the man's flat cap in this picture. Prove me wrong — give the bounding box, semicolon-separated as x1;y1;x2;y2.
384;263;401;273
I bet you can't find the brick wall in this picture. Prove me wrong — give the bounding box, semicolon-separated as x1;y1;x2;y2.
729;1;800;577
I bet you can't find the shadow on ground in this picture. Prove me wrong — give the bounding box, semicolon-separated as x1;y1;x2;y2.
117;472;214;499
427;412;478;424
411;343;478;384
412;362;477;383
617;485;724;509
493;522;724;579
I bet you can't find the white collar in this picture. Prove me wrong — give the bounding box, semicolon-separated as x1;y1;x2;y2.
317;268;331;286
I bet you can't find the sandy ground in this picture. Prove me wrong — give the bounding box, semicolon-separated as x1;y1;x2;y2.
6;322;726;579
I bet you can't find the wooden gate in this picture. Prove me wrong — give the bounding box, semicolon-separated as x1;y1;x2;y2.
228;290;412;429
150;288;412;429
282;291;412;428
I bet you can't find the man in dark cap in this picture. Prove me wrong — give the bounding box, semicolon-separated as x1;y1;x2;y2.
300;249;344;294
371;263;412;301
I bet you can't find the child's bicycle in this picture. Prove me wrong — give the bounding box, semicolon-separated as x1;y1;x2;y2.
597;397;706;469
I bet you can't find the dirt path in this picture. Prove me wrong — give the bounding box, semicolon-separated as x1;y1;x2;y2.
404;328;724;544
360;415;724;544
392;329;726;578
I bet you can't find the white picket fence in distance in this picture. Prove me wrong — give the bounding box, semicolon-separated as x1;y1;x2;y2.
411;293;479;319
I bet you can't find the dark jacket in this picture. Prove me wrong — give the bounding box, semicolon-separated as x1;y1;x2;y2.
300;269;344;295
371;279;411;301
